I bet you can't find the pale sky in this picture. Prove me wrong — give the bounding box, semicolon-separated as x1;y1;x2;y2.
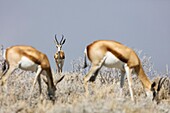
0;0;170;72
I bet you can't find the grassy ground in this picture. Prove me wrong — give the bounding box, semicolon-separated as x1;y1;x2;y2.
0;70;169;113
0;51;169;113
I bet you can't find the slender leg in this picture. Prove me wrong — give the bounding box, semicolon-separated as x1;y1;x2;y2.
90;67;102;94
58;62;61;73
60;60;64;73
29;65;42;102
0;66;16;95
89;68;100;82
1;66;16;86
37;74;44;101
56;62;60;73
55;59;59;74
84;56;106;96
57;63;60;73
59;62;62;73
83;65;100;96
59;66;62;73
124;64;134;101
120;70;125;96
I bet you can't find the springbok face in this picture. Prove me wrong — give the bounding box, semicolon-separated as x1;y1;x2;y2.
54;34;66;52
151;77;170;104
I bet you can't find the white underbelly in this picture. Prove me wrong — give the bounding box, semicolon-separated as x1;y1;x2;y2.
18;56;38;71
103;52;125;70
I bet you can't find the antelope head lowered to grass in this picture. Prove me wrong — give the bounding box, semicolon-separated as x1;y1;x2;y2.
151;76;170;104
0;45;64;101
54;34;66;73
83;40;156;102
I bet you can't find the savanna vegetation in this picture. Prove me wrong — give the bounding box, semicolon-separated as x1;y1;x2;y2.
0;49;169;113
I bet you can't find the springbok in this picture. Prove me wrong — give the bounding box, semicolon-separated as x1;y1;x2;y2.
0;45;64;101
151;76;170;104
54;34;66;73
83;40;155;101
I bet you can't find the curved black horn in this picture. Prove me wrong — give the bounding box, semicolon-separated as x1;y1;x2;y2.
54;34;59;45
157;77;167;91
60;35;64;44
62;39;66;45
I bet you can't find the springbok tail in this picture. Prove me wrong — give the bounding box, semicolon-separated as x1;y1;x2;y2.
83;48;88;69
1;48;9;76
1;60;9;78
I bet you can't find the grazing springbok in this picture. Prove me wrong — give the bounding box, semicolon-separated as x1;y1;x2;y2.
151;76;170;104
83;40;155;101
0;45;64;101
54;34;66;73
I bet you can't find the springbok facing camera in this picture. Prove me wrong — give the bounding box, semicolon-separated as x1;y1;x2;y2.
54;34;66;73
0;45;64;101
83;40;155;101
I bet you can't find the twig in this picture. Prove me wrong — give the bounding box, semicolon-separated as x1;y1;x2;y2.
166;64;169;76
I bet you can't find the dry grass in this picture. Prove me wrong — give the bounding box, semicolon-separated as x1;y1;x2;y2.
0;50;170;113
0;71;169;113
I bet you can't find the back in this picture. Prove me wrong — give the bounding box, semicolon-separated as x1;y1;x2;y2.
5;45;50;68
87;40;138;64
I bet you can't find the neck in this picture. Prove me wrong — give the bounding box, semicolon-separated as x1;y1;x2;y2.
47;68;55;88
46;67;56;95
135;64;151;91
58;48;61;52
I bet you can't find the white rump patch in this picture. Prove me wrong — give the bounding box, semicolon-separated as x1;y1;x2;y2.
84;48;87;54
103;52;125;70
18;56;38;71
3;49;6;59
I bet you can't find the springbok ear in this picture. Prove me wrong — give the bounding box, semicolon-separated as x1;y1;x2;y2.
151;82;156;91
62;39;66;45
55;75;65;86
1;60;9;76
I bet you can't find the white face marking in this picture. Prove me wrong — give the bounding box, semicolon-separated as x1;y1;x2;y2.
57;45;62;51
103;52;125;70
18;56;38;71
58;47;61;51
